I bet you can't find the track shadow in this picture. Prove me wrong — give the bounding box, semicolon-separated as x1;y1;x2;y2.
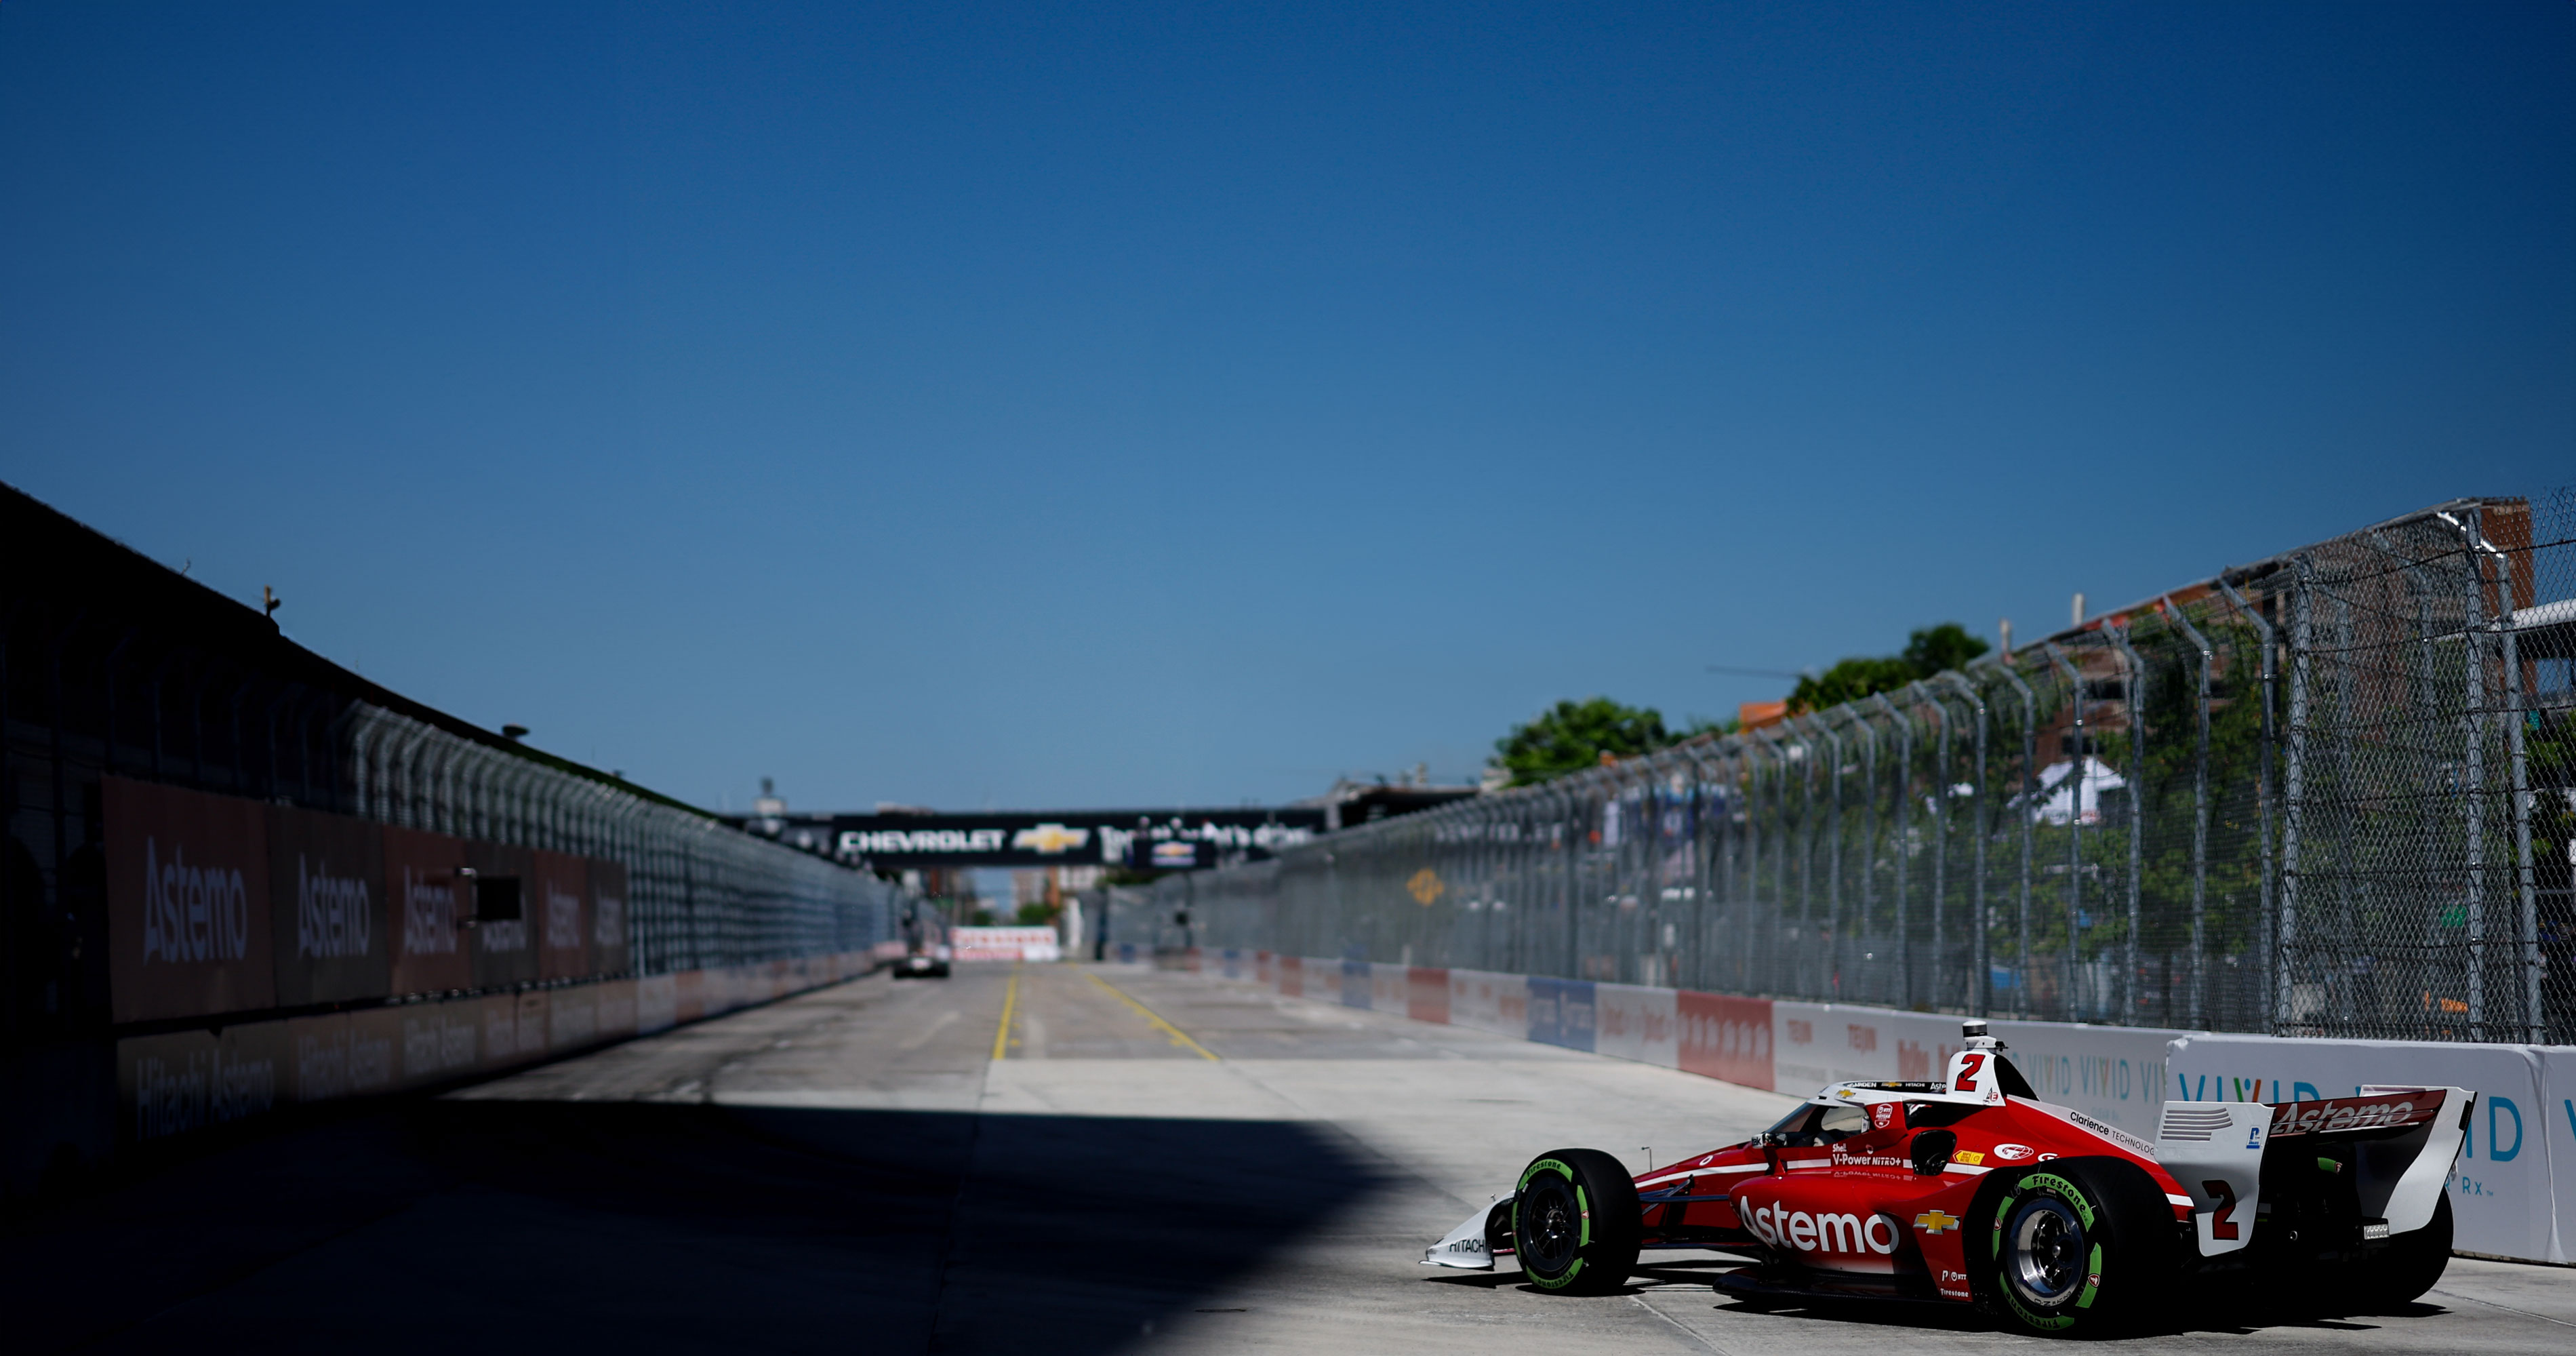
1;1098;1384;1355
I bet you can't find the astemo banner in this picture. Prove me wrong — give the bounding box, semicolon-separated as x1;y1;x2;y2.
104;776;631;1024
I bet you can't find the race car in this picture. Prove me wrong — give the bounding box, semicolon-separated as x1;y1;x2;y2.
893;944;951;978
1424;1019;2468;1336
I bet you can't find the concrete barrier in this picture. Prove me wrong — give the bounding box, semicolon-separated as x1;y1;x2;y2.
2169;1032;2573;1264
113;949;884;1153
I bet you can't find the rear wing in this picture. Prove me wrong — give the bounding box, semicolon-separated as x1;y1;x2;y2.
2153;1087;2470;1258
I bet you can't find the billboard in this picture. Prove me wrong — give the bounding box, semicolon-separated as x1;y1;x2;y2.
532;848;590;980
266;805;389;1005
466;841;536;989
104;776;277;1022
382;826;472;996
731;807;1329;867
589;858;630;975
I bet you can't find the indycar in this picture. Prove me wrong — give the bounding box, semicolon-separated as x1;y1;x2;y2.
1425;1020;2469;1336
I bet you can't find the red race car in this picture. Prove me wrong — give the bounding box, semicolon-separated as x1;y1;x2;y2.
1425;1020;2469;1336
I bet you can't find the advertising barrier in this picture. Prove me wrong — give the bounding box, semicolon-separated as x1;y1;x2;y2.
267;804;389;1006
950;927;1062;962
2169;1033;2571;1264
106;777;277;1022
384;826;472;997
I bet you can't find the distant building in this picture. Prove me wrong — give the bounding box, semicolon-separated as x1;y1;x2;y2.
1300;772;1483;830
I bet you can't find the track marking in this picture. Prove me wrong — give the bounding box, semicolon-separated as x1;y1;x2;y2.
2429;1285;2576;1329
1630;1291;1733;1353
991;963;1022;1061
1083;969;1220;1060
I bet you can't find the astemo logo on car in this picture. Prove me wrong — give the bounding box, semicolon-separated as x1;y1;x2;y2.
1741;1198;1901;1255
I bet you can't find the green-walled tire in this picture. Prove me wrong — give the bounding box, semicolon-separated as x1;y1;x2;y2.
1974;1157;2181;1336
1512;1148;1642;1296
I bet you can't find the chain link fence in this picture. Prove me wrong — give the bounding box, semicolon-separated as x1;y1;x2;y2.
345;706;892;975
1154;492;2575;1043
4;480;898;1055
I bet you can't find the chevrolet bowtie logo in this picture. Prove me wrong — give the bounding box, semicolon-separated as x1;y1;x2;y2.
1913;1210;1962;1235
1011;823;1089;854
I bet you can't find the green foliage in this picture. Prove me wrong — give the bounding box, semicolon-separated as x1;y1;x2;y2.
1786;622;1992;714
1491;697;1673;787
1015;901;1058;925
1786;656;1918;713
1903;622;1993;677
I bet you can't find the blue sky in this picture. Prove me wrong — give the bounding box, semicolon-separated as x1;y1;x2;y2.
4;2;2570;812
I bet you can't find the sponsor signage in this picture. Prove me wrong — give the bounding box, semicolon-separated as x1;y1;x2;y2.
1678;991;1773;1088
466;841;537;989
1135;840;1214;871
590;859;630;974
105;776;278;1022
532;849;590;981
950;926;1062;962
383;826;472;996
266;805;389;1006
731;808;1328;867
1527;977;1597;1052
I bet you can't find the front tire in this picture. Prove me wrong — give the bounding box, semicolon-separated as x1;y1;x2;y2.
1512;1149;1641;1295
1977;1157;2181;1336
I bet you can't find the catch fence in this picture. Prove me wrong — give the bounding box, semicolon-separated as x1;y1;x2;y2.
1152;492;2576;1043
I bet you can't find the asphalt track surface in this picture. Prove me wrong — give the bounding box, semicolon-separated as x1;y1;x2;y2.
9;963;2574;1353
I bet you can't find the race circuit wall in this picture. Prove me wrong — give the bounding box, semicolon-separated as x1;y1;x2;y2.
1201;947;2575;1265
100;774;906;1150
2169;1033;2576;1264
115;946;894;1147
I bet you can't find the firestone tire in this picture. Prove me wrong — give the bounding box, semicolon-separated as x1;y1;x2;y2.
1975;1157;2181;1336
1512;1148;1642;1296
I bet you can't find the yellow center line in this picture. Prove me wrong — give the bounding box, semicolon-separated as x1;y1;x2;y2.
1083;968;1220;1061
990;962;1022;1061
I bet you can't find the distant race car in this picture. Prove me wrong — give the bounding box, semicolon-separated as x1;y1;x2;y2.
1425;1020;2468;1336
893;945;951;979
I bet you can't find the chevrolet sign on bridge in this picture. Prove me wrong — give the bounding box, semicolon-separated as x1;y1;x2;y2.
727;809;1329;869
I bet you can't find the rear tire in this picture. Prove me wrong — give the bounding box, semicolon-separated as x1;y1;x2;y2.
1976;1157;2181;1336
1512;1149;1642;1295
2350;1194;2452;1311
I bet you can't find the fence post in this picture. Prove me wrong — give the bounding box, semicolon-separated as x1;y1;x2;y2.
1815;714;1849;1004
2042;643;2085;1020
2213;574;2278;1034
1987;657;2038;1018
1910;683;1950;1012
1868;691;1911;1008
2282;555;2314;1035
2160;597;2215;1031
2106;622;2148;1027
2453;511;2544;1042
1938;671;1990;1017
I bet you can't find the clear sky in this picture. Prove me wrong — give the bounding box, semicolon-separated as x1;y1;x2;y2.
4;3;2570;812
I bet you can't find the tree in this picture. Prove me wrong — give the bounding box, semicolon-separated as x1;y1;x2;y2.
1491;697;1672;787
1786;622;1990;714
